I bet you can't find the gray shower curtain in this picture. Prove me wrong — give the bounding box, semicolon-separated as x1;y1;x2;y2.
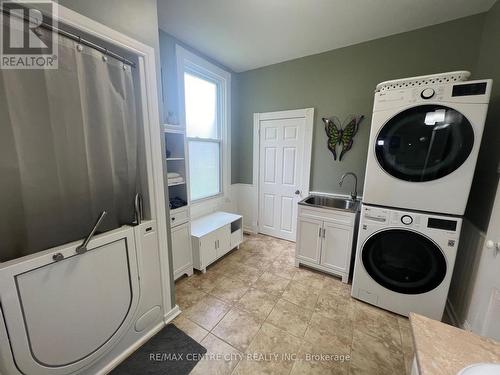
0;22;140;262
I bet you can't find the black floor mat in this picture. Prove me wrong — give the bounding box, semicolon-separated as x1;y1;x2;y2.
111;324;206;375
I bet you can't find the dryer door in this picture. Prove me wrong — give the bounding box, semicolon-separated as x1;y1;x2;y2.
375;105;474;182
361;229;447;294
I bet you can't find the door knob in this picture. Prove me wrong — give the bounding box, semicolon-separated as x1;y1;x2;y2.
486;240;500;256
295;190;301;195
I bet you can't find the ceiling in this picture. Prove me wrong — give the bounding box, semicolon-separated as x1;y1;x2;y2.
157;0;496;72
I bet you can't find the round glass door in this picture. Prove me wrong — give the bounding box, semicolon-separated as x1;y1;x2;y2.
376;105;474;182
362;229;447;294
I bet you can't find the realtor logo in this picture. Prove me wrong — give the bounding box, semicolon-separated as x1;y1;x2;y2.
0;1;58;69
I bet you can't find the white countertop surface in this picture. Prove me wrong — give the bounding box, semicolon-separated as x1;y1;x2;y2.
191;211;242;238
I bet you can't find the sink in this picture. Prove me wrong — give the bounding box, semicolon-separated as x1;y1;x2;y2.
458;363;500;375
299;195;359;212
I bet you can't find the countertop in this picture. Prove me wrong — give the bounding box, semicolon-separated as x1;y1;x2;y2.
410;313;500;375
190;211;242;238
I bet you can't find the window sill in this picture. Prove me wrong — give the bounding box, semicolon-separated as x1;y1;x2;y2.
191;192;224;206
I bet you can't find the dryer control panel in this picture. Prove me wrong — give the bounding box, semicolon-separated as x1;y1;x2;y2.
373;79;492;112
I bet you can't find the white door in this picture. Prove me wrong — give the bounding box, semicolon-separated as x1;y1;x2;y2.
469;181;500;340
321;222;352;273
200;231;217;266
216;225;231;258
172;222;192;279
257;109;314;241
296;217;323;264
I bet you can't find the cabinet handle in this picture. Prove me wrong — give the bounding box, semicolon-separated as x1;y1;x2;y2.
322;228;326;238
318;227;322;238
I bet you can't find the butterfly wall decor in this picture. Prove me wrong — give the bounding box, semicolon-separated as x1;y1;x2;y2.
322;115;364;161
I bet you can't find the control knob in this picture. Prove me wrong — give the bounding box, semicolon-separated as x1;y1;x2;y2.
401;215;413;225
421;88;435;99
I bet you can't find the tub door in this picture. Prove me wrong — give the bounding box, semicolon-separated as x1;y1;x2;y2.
0;226;140;375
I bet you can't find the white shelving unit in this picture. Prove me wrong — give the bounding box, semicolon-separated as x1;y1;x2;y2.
167;181;186;187
164;124;193;280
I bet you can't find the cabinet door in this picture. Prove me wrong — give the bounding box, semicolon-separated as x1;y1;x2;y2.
296;217;322;264
172;223;192;274
200;231;217;266
320;222;352;272
216;225;231;258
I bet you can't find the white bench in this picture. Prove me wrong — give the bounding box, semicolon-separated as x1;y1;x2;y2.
191;212;243;273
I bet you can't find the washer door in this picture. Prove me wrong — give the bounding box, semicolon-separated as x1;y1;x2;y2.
375;105;474;182
362;229;447;294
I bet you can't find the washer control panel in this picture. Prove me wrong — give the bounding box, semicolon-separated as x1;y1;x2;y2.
362;206;422;228
362;206;389;223
390;211;421;228
401;215;413;225
420;88;435;99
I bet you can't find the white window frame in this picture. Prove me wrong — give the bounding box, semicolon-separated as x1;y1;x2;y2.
176;45;231;207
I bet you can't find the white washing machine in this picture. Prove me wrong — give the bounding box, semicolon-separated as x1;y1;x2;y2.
351;204;462;320
363;71;492;215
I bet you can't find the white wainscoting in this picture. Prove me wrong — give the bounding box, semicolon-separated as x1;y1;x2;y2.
190;186;236;220
189;184;257;232
231;183;258;233
447;218;486;330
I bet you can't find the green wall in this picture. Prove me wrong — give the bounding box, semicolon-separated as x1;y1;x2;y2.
233;14;486;197
159;30;235;124
466;0;500;232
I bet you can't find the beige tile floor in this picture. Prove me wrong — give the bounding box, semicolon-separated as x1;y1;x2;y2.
173;233;414;375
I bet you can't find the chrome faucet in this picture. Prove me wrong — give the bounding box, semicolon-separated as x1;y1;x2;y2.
339;172;358;201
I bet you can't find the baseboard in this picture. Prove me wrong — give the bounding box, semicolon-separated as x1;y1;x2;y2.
164;304;181;323
243;225;257;234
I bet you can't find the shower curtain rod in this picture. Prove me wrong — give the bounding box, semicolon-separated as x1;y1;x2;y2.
1;7;136;67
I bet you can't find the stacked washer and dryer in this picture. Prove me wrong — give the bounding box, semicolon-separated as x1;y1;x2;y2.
351;71;492;320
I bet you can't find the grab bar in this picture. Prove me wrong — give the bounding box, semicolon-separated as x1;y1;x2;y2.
134;193;143;225
75;211;107;254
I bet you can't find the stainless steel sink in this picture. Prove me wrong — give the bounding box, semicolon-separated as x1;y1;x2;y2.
299;195;359;212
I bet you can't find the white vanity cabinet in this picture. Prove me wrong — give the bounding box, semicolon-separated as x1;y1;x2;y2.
191;212;243;272
296;204;358;283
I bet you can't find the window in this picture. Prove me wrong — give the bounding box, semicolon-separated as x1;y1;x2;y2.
177;46;230;203
184;72;221;200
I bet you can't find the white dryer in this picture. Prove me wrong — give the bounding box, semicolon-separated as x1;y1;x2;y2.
351;204;462;320
363;71;492;215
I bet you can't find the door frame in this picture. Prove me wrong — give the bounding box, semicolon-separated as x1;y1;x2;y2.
252;108;314;240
